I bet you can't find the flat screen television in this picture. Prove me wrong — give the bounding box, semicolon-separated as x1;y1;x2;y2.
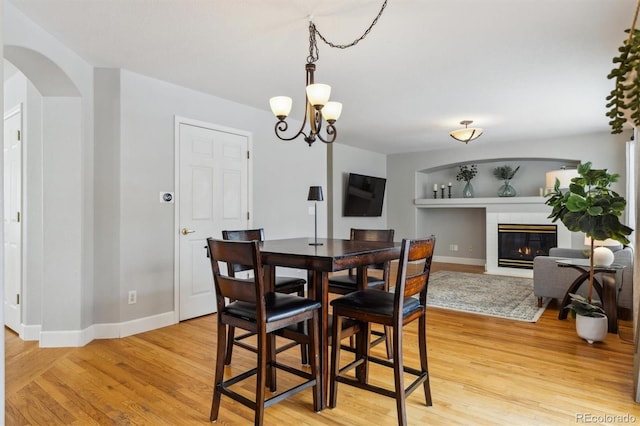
343;173;387;217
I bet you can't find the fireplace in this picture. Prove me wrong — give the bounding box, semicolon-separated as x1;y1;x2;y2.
497;224;557;269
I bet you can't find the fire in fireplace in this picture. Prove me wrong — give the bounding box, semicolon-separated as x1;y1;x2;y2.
497;224;557;269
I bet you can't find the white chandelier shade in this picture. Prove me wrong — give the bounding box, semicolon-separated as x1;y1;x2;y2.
449;120;483;143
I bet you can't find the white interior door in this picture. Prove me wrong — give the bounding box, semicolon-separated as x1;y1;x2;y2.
4;106;23;333
178;122;249;320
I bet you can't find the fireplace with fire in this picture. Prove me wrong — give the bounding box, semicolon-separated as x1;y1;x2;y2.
497;224;557;269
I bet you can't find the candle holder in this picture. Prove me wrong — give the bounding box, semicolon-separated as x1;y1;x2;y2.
448;186;452;198
440;187;445;198
433;190;438;199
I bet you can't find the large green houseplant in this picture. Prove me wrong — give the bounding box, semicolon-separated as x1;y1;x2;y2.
605;2;640;133
545;162;633;313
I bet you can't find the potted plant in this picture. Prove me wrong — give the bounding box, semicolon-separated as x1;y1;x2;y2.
545;162;633;343
456;164;477;198
493;165;520;197
565;293;608;344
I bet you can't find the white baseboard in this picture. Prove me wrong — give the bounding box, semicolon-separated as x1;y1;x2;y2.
119;311;176;338
22;324;41;341
433;255;486;267
38;311;177;348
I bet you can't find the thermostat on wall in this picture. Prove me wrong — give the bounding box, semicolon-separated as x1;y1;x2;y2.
160;192;174;203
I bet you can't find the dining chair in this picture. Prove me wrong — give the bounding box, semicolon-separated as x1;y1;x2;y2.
207;238;321;425
328;228;395;358
329;236;436;426
222;228;308;365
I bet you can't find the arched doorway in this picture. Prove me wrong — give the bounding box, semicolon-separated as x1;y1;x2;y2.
4;46;83;343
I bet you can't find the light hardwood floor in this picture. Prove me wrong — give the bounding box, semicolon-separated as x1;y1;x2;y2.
5;263;639;425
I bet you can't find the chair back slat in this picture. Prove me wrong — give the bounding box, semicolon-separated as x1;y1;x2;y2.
207;238;264;308
348;228;395;274
394;236;436;301
215;275;258;304
222;229;265;275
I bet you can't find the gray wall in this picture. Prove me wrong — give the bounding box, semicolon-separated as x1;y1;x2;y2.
329;143;387;239
4;2;327;340
388;131;632;260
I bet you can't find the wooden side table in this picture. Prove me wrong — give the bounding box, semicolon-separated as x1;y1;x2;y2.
556;259;623;333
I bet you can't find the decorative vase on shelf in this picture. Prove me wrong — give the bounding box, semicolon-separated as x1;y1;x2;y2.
497;180;516;197
463;181;474;198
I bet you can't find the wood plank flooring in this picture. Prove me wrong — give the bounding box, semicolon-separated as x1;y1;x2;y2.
5;263;639;425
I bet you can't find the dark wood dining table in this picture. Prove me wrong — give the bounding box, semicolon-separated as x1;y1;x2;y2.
259;237;402;410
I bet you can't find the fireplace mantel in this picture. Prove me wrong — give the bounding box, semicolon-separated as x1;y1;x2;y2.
414;196;571;278
414;196;546;208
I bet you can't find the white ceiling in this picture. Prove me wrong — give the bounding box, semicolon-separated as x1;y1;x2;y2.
5;0;637;154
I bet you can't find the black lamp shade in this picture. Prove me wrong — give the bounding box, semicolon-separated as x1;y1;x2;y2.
307;186;324;201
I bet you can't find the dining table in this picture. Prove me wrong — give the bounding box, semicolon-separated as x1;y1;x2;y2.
259;237;402;410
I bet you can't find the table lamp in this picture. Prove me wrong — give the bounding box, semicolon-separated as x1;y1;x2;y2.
308;186;324;246
584;236;619;266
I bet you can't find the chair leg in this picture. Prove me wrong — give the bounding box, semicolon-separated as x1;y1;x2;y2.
267;333;277;393
384;325;393;359
393;325;407;426
297;290;309;365
255;329;267;426
210;322;228;422
309;311;322;412
224;325;235;365
418;315;432;406
355;322;371;384
329;313;342;408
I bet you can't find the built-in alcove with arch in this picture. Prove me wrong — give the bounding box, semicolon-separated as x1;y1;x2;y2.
416;158;580;199
414;158;580;276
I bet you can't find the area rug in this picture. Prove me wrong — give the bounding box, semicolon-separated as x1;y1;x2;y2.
426;271;550;322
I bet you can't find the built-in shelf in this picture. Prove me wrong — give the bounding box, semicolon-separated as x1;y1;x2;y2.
414;196;546;208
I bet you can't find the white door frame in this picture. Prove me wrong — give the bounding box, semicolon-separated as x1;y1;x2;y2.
4;104;24;336
173;116;253;322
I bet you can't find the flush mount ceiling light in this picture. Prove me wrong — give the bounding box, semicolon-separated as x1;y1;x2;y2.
270;1;388;147
450;120;484;144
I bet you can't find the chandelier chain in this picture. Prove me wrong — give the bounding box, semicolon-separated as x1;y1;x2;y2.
307;22;320;63
307;0;388;63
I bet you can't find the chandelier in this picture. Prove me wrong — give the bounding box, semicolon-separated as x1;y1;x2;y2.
270;1;388;146
450;120;483;144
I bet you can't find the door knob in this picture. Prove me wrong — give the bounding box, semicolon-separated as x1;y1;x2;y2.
181;228;196;235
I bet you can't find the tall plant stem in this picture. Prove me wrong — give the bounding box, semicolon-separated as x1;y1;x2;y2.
628;0;640;45
588;238;594;304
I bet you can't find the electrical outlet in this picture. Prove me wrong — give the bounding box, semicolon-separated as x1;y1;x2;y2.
128;290;137;304
449;244;458;251
308;206;315;215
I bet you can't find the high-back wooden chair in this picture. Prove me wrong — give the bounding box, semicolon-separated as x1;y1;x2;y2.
328;228;395;358
329;236;436;426
207;238;320;425
222;228;308;365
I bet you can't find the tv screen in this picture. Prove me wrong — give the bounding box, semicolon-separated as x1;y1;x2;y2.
343;173;387;217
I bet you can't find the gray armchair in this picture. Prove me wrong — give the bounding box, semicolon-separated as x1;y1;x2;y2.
533;246;634;311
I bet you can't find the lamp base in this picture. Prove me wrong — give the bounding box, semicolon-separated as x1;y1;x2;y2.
309;242;324;246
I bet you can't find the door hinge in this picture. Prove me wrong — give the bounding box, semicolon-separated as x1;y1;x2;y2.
16;130;21;141
16;212;20;223
247;150;250;159
247;211;250;220
16;294;20;305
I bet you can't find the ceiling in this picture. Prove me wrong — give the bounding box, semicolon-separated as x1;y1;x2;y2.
4;0;637;154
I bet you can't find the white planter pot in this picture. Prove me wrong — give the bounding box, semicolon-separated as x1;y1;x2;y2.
575;313;608;344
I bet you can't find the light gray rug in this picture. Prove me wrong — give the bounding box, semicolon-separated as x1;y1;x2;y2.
426;271;550;322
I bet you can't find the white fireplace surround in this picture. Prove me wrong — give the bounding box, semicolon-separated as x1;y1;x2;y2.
414;197;572;278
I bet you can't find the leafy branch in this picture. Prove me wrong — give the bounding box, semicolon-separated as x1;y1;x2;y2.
493;165;520;180
606;28;640;133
